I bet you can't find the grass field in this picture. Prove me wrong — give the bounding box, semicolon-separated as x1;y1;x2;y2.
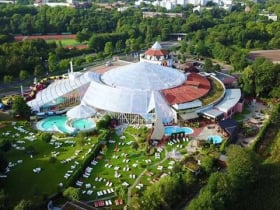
0;122;193;208
201;77;224;106
46;39;84;47
0;121;97;206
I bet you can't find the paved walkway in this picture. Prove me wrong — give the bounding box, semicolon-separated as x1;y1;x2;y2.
125;131;169;208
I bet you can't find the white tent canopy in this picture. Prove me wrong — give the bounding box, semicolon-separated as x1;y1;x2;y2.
66;103;96;119
101;61;185;90
151;118;165;140
82;79;175;121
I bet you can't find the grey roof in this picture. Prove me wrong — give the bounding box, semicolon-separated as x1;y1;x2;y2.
172;100;202;110
215;89;241;112
180;112;199;120
202;109;224;119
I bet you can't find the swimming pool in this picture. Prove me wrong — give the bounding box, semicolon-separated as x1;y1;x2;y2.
165;126;193;136
207;135;223;144
37;116;96;134
71;118;96;130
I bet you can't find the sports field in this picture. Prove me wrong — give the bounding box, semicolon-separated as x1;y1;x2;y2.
14;34;88;49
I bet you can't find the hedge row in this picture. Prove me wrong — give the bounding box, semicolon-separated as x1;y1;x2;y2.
251;104;280;151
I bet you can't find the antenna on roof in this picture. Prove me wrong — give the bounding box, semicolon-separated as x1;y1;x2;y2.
20;85;24;96
70;60;73;73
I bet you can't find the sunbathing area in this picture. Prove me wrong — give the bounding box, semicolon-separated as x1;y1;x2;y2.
0;115;230;208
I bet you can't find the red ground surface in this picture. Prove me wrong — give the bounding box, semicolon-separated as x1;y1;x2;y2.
14;34;76;41
161;73;211;105
190;127;204;138
248;50;280;62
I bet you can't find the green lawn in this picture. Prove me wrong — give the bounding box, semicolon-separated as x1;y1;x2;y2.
201;77;224;106
46;39;85;47
0;121;97;206
0;123;191;207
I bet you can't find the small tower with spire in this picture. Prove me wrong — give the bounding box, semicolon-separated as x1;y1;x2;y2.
140;42;174;67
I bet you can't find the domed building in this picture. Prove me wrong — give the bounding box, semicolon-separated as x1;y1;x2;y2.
27;42;242;125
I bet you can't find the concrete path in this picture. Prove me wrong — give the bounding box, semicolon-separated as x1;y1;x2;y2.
125;131;169;208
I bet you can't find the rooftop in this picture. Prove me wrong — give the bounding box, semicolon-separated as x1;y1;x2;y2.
162;73;211;105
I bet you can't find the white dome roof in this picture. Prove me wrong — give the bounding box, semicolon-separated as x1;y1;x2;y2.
101;61;185;90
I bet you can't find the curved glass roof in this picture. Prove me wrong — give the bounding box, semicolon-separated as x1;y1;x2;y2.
66;103;96;119
27;72;99;109
101;61;185;90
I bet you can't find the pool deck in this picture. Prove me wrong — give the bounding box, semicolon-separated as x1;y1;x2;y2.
189;127;204;138
195;124;221;140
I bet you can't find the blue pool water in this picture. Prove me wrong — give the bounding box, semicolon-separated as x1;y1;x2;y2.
37;116;95;133
207;135;223;144
165;126;193;136
71;118;96;130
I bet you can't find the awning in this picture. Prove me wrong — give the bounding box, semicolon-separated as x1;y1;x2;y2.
202;109;224;119
172;99;202;110
179;112;199;120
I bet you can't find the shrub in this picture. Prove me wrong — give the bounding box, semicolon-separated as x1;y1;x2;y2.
63;187;80;201
49;157;57;163
37;132;52;143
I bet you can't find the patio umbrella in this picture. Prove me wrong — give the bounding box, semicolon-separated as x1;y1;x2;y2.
66;103;96;119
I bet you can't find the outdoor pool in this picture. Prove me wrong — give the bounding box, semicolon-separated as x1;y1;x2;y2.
165;126;193;136
71;118;96;130
207;135;223;144
37;116;96;134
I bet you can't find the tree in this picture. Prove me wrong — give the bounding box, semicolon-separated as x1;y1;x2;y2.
14;199;33;210
0;189;8;210
240;66;255;96
0;152;8;173
132;142;139;150
37;132;52;143
19;70;29;80
104;42;113;55
33;65;44;77
96;115;111;130
180;40;187;55
188;172;232;210
203;58;214;72
115;40;124;53
63;187;80;201
0;34;14;44
201;155;215;174
0;139;11;152
48;52;58;72
12;96;31;119
76;30;90;43
3;75;13;84
227;145;260;188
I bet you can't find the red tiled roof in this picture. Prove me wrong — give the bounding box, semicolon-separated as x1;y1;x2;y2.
145;49;169;56
162;73;211;105
185;81;200;86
